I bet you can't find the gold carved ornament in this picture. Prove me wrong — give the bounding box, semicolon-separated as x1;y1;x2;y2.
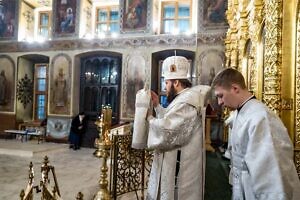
262;0;283;115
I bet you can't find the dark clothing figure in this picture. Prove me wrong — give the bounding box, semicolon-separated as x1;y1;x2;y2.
0;70;7;105
40;118;47;127
0;17;6;37
69;112;87;150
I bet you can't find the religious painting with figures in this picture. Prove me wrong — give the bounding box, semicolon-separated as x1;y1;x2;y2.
53;0;78;37
120;0;150;33
0;55;15;112
50;53;71;115
201;0;228;29
199;50;225;86
0;0;17;40
122;55;146;120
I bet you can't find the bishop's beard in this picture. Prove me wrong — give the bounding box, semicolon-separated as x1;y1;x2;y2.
167;85;177;103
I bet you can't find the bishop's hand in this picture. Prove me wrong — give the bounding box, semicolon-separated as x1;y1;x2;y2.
150;91;159;107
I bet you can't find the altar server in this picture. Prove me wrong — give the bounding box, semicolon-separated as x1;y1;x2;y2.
146;56;210;200
212;68;300;200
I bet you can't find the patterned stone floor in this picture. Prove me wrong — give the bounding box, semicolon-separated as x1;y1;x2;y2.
0;139;231;200
0;139;138;200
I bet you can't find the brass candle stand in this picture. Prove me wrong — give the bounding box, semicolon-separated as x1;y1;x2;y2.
93;105;112;200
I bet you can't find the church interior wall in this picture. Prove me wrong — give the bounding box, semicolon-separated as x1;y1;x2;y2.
1;41;225;140
16;57;34;122
78;0;92;38
0;55;15;113
19;0;35;41
0;0;228;143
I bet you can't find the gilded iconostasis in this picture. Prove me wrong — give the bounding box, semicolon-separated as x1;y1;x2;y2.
224;0;300;176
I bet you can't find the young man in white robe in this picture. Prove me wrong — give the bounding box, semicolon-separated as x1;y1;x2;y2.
146;56;210;200
212;68;300;200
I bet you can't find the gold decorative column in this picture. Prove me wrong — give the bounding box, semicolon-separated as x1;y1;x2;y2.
224;0;233;68
237;0;264;98
248;0;264;100
263;0;283;115
94;105;112;200
295;0;300;177
237;0;249;73
228;0;239;68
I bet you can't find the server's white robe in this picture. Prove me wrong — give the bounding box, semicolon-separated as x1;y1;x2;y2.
146;85;210;200
231;99;300;200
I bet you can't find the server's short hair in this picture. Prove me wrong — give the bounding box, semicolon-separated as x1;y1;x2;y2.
211;68;246;89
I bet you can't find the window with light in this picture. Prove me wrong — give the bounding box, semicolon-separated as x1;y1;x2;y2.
161;1;191;34
38;11;51;39
96;6;119;36
34;64;48;121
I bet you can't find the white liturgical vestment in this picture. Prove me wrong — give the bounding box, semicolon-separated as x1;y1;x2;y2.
132;88;151;149
230;99;300;200
146;85;210;200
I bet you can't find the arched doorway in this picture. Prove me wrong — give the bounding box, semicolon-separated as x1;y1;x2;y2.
74;51;122;147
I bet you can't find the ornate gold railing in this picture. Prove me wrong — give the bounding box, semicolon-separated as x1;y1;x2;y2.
93;105;153;200
110;133;152;200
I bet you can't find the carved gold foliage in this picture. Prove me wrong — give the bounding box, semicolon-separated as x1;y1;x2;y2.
295;151;300;178
281;98;293;110
263;75;281;94
225;1;239;69
237;10;249;70
249;56;257;94
230;31;239;68
263;94;281;115
247;3;264;95
296;65;300;146
296;69;300;146
224;36;232;67
248;1;264;42
263;0;282;114
295;9;300;147
227;0;282;109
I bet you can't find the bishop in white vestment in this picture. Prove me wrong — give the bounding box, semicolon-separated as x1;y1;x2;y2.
145;56;210;200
